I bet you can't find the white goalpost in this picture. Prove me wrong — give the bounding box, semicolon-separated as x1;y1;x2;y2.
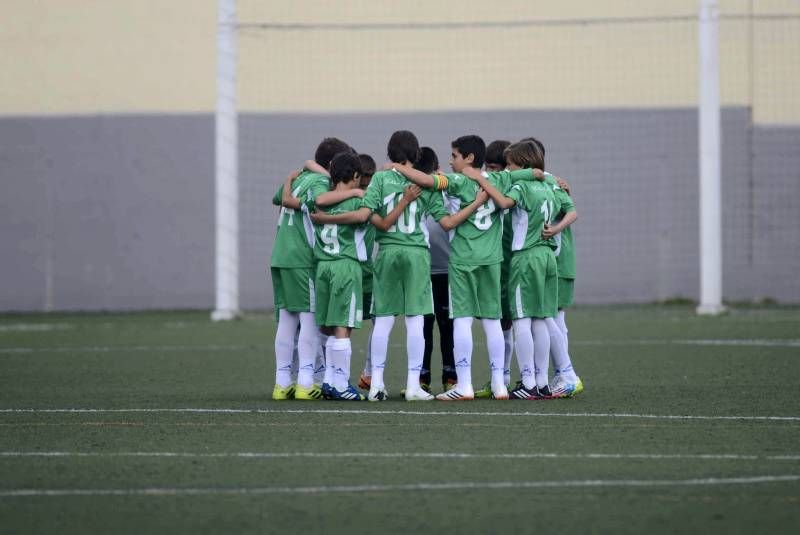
697;0;725;315
212;0;732;318
212;0;240;321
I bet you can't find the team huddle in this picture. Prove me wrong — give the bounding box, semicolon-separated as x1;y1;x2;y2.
269;130;583;402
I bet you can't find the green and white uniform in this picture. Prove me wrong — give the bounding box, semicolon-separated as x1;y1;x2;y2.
506;179;559;319
438;170;530;319
270;171;329;312
362;169;445;317
544;173;577;309
313;197;369;328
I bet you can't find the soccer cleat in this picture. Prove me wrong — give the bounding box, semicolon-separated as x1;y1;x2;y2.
400;383;432;396
474;381;492;399
330;384;366;401
272;384;295;401
491;382;509;400
537;384;555;399
358;373;371;390
508;381;553;400
404;387;434;401
321;383;335;400
442;378;458;392
368;386;389;401
294;384;323;400
435;385;474;401
551;374;584;398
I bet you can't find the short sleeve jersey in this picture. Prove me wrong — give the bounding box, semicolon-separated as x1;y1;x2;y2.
314;197;370;263
438;171;512;265
543;172;577;278
270;171;330;268
362;169;447;249
506;179;558;252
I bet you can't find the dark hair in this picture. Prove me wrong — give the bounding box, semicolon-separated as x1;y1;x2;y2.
329;152;361;186
387;130;420;165
485;140;511;168
315;137;352;169
451;135;486;168
414;146;439;174
358;153;376;177
504;141;545;171
520;137;546;160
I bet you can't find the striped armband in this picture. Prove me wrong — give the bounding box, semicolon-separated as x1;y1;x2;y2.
433;174;448;191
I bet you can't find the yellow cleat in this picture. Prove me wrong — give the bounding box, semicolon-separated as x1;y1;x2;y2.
295;384;324;400
272;384;296;401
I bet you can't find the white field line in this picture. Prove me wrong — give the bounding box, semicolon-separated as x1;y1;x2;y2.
0;323;72;333
2;338;799;355
1;475;798;498
1;407;799;421
1;451;798;461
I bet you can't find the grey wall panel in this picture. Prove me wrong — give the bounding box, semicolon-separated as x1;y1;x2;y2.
1;116;213;311
1;109;798;311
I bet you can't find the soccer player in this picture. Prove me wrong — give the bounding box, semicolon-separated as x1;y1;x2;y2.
418;147;457;393
270;137;351;401
521;137;583;396
311;151;372;401
392;135;539;401
463;141;575;399
474;139;513;398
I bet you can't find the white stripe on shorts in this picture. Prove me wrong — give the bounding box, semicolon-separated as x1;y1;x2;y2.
348;292;356;327
309;278;316;313
515;284;524;318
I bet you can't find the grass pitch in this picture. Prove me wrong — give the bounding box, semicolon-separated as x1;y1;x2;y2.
0;305;798;534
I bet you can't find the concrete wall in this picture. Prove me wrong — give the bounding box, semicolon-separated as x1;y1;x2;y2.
1;1;798;310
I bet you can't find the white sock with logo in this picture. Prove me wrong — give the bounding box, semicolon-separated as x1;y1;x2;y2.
532;319;551;389
274;309;299;388
453;317;474;390
513;318;535;389
482;319;505;390
405;315;425;392
503;328;514;386
327;337;351;391
296;313;318;389
370;315;395;390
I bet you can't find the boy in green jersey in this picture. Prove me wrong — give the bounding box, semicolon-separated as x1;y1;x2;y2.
269;137;351;400
392;136;541;401
311;152;371;401
474;139;513;398
464;141;575;399
521;137;583;397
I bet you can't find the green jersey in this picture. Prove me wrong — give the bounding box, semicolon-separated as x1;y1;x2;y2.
314;197;370;263
362;169;446;249
439;170;524;266
270;170;330;268
544;172;577;278
506;179;558;252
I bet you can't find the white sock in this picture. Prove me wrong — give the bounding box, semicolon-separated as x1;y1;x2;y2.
482;319;505;390
296;313;318;389
513;318;534;389
370;316;395;389
274;309;299;388
556;310;569;352
290;328;299;384
405;315;425;391
362;326;373;377
503;328;514;385
314;331;328;385
453;317;474;390
546;317;577;381
532;319;551;389
327;337;351;391
323;335;336;386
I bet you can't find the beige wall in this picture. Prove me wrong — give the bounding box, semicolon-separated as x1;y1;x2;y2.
2;0;798;123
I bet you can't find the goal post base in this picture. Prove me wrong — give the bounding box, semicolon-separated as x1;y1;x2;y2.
696;303;727;316
211;309;240;322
